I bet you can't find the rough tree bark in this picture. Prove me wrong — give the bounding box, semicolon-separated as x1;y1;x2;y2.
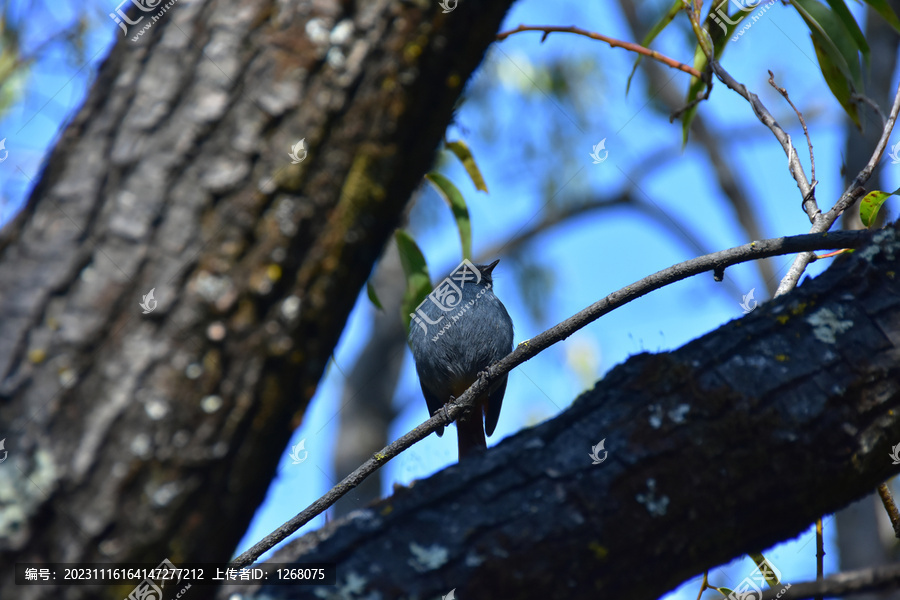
0;0;514;598
224;223;900;600
836;5;900;597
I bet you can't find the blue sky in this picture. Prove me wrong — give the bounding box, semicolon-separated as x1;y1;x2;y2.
2;0;896;596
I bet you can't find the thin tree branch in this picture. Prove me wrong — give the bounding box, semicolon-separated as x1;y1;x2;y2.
708;58;900;297
231;227;872;568
768;70;818;220
495;24;703;79
775;80;900;296
877;482;900;539
709;59;813;203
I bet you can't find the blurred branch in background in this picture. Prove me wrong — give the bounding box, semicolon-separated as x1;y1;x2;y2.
331;242;405;518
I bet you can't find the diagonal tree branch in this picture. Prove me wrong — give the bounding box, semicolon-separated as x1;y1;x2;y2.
227;220;900;599
707;60;900;297
233;227;873;567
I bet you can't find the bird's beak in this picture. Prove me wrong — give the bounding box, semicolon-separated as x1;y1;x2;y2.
481;259;500;277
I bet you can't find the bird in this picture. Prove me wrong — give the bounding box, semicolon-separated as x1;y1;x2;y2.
408;259;514;459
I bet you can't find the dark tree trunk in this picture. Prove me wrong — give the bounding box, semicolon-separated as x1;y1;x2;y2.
0;1;514;598
225;222;900;600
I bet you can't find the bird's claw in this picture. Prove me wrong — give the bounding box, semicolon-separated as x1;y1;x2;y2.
435;398;455;426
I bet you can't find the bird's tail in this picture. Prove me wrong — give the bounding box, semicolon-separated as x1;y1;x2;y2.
456;404;486;459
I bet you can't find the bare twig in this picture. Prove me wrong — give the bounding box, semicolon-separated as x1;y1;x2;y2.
768;70;817;219
709;60;813;203
775;81;900;296
695;571;711;600
231;228;872;568
877;482;900;539
759;562;900;600
670;82;712;122
495;25;703;79
707;57;900;297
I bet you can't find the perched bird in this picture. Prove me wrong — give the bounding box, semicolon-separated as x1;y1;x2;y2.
408;259;514;459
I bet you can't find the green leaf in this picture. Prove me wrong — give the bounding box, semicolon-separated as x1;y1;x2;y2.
626;0;683;94
446;140;489;193
749;552;781;587
682;43;709;147
425;172;472;260
859;188;899;228
811;35;860;128
366;280;383;311
792;0;864;90
823;0;869;64
792;0;866;126
863;0;900;33
395;230;432;333
681;4;746;144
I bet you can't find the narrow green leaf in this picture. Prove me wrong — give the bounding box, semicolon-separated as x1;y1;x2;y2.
859;188;899;228
811;35;860;128
425;172;473;260
863;0;900;34
749;552;781;587
445;140;489;193
682;4;746;144
792;0;864;90
682;43;709;146
366;280;383;311
395;230;433;333
626;0;683;94
823;0;870;63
